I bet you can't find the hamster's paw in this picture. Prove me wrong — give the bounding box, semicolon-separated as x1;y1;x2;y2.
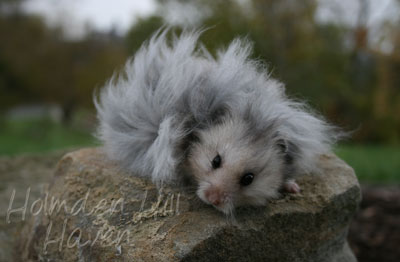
283;180;301;194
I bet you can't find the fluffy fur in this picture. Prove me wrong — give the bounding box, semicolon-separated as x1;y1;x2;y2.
95;30;339;214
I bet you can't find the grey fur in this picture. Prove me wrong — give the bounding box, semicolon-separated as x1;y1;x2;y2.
95;29;339;199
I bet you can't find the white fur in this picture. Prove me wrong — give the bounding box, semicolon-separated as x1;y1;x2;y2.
95;29;339;190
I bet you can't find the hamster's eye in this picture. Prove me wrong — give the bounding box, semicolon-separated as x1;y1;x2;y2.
211;154;222;169
240;173;254;186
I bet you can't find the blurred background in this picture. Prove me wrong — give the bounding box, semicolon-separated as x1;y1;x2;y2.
0;0;399;260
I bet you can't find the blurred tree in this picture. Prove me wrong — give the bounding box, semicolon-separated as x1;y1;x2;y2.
126;16;164;54
370;3;400;144
0;14;49;108
0;0;24;13
1;0;399;142
0;4;127;125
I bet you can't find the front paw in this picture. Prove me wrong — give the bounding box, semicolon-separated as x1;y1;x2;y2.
283;180;301;194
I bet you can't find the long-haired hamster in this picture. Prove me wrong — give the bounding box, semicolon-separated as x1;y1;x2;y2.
95;29;339;215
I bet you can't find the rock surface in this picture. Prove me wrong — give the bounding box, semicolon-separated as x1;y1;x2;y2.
16;148;361;262
0;150;67;262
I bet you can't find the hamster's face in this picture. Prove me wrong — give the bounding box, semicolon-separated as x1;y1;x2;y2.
187;117;286;215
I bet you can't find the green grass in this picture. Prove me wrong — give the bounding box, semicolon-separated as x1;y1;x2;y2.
0;118;97;155
335;144;400;184
0;118;399;183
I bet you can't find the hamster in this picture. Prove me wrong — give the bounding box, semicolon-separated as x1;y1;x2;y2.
95;29;339;215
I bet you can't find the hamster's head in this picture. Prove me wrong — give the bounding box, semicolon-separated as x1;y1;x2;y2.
187;115;291;215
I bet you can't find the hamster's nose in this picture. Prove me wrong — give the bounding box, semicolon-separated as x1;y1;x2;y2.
204;188;224;206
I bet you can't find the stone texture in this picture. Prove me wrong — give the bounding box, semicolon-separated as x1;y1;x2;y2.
0;150;68;262
16;148;361;262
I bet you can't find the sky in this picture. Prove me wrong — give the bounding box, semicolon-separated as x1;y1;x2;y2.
23;0;157;38
317;0;397;26
22;0;400;51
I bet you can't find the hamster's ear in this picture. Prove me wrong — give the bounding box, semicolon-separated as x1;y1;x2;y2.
179;130;201;158
276;138;288;153
209;105;230;125
276;139;298;165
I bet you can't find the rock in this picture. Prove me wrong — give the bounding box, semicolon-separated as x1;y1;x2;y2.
16;148;361;262
0;150;68;262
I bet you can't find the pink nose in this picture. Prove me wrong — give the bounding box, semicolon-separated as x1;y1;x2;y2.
205;188;224;206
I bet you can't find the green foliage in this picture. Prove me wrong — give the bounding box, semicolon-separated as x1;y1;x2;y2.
125;16;164;54
0;12;127;123
0;117;96;155
335;145;400;184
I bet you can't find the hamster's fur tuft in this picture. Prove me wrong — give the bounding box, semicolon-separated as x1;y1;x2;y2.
95;30;340;213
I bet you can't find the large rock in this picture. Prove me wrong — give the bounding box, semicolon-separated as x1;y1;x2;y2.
16;148;361;262
0;150;67;262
